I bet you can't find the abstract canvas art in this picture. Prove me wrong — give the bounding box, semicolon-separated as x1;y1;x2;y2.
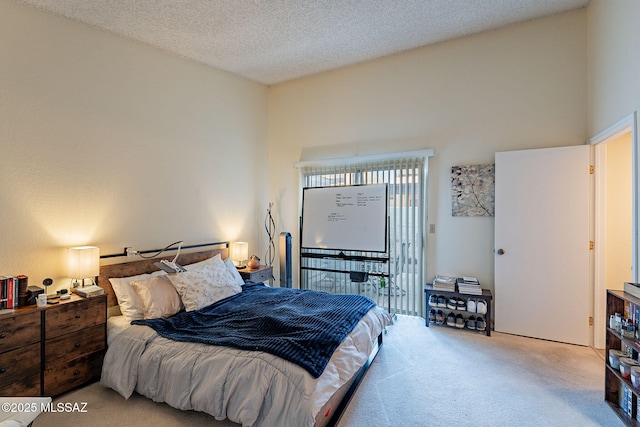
451;164;495;217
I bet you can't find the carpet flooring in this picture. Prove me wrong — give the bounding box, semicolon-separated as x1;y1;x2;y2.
34;315;623;426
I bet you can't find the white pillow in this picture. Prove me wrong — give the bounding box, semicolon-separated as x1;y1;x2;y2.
130;276;183;319
183;253;221;270
108;273;152;321
224;257;245;286
168;261;241;311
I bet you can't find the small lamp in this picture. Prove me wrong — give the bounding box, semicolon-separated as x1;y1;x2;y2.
230;242;248;268
68;246;100;288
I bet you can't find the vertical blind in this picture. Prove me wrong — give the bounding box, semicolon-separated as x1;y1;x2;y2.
300;156;427;317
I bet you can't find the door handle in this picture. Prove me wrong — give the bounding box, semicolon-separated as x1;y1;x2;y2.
496;249;505;255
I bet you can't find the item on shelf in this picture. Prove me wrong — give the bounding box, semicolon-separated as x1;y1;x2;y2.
447;297;457;310
428;294;438;307
455;314;465;329
432;275;456;291
467;298;476;313
429;309;436;323
614;312;623;333
466;315;476;330
476;316;487;331
476;299;487;314
446;312;456;327
632;367;640;389
624;318;637;338
456;298;466;311
456;277;482;295
609;314;616;329
610;349;627;370
437;296;447;308
619;357;640;379
436;310;444;325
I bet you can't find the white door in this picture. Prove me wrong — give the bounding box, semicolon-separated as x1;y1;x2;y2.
494;146;591;345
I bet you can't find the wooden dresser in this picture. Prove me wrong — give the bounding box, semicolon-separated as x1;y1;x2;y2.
0;294;106;397
0;309;41;396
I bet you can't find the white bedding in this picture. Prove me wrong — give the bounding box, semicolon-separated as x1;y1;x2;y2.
106;315;131;346
101;307;391;427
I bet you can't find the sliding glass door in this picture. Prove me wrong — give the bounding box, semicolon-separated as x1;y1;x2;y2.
300;155;427;316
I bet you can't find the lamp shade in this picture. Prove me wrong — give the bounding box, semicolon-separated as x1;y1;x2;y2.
230;242;248;265
67;246;100;278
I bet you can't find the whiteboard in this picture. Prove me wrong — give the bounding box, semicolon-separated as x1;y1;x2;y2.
301;184;388;252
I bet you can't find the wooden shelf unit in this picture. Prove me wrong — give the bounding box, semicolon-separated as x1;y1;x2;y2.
606;289;640;426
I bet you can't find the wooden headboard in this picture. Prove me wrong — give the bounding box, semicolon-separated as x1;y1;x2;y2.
99;247;229;308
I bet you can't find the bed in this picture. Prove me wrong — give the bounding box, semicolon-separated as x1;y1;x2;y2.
98;245;392;427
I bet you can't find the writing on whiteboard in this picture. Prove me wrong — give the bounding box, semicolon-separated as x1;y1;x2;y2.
327;213;346;222
335;192;383;208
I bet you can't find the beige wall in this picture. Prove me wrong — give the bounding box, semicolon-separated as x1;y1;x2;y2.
587;0;640;136
268;10;588;292
0;1;269;289
588;0;640;283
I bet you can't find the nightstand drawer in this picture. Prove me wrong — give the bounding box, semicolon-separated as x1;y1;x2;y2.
43;352;104;396
250;269;272;282
45;296;106;339
239;265;273;283
0;373;40;396
45;323;106;369
0;311;40;353
0;342;40;388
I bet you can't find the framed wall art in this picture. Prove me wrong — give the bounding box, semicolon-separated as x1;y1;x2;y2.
451;163;495;217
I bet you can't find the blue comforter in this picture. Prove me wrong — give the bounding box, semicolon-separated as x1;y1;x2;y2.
132;282;376;378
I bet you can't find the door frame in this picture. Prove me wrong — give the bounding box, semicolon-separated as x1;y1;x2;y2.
589;111;638;349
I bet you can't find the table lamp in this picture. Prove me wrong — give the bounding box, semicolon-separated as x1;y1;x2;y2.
68;246;100;288
230;242;248;268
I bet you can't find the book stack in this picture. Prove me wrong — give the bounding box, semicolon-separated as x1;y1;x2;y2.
456;277;482;295
620;382;633;417
0;276;20;314
432;275;456;291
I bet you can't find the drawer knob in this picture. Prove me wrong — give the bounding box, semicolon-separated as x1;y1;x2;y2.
73;369;80;376
75;315;81;319
74;343;81;348
0;368;5;374
0;333;5;339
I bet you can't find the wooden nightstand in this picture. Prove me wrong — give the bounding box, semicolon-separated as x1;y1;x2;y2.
238;265;273;283
43;294;106;396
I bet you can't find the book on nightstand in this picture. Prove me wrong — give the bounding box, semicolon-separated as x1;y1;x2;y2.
75;285;104;298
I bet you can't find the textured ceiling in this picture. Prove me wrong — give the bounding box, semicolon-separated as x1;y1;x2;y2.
16;0;589;85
